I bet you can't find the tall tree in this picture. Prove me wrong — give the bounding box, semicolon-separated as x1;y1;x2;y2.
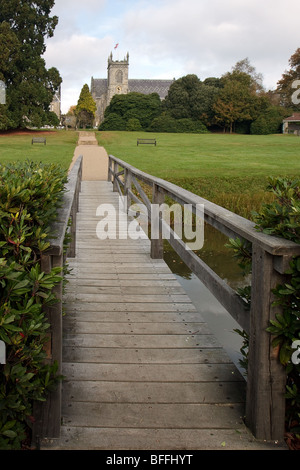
232;58;264;93
101;92;162;130
277;48;300;110
213;72;259;133
0;0;62;129
75;84;97;128
163;74;203;120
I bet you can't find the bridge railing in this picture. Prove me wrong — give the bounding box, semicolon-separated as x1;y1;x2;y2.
108;154;300;442
32;155;83;446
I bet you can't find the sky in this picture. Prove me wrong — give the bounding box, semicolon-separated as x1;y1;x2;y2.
43;0;300;114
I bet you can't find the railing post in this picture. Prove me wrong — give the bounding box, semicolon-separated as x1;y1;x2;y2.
32;252;63;443
124;168;132;211
151;183;164;259
245;244;286;441
108;156;112;182
113;161;119;192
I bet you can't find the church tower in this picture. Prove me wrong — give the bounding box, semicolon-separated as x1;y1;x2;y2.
107;52;129;105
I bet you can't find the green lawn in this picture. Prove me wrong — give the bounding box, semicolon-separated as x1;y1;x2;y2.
1;129;299;218
97;131;300;218
0;130;78;169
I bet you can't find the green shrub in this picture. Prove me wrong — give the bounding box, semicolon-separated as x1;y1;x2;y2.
99;113;126;131
227;177;300;439
0;160;68;449
126;117;142;131
147;113;178;133
250;107;286;135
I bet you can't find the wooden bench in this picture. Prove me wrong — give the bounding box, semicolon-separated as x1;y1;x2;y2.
32;137;46;145
137;138;156;146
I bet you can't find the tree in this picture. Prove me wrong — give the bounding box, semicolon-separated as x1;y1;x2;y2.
213;72;260;133
163;74;220;127
75;84;97;128
0;0;62;129
100;92;161;130
232;58;264;93
250;106;287;135
277;48;300;110
163;74;203;120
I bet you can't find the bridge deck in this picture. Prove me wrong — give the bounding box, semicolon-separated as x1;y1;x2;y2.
42;179;281;450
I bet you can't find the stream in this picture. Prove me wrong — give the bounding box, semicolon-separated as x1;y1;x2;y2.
162;224;249;375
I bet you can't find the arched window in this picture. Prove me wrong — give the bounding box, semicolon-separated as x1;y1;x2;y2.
116;70;123;84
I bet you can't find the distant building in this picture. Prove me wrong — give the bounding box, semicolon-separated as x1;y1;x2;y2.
283;112;300;135
91;52;174;127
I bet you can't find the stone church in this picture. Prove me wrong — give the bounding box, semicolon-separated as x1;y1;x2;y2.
91;52;175;126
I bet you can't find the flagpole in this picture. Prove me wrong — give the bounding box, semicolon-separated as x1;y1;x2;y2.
114;43;119;60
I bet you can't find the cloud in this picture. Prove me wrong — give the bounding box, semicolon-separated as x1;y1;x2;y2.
120;0;300;86
44;33;112;112
44;0;300;113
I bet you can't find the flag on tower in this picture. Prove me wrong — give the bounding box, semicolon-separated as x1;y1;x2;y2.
114;43;119;49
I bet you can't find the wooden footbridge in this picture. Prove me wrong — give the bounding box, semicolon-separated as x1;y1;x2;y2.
33;140;299;450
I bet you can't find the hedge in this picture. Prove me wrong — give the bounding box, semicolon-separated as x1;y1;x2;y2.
0;161;68;449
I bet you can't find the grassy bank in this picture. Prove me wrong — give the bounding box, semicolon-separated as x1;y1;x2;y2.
97;131;300;218
0;130;78;169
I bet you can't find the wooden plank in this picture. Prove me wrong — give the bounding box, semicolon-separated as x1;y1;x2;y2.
62;310;204;324
61;401;245;429
62;380;245;404
62;347;229;365
41;426;281;450
62;362;243;383
63;320;209;335
61;333;221;349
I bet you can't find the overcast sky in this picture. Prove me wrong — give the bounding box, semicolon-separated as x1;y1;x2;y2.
43;0;300;114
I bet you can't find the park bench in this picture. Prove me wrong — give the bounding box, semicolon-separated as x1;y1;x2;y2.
32;137;46;145
137;138;156;146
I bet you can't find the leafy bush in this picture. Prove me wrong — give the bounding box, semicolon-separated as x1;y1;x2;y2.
0;161;68;449
250;106;286;135
126;117;142;131
148;114;208;133
227;177;300;441
99;113;126;131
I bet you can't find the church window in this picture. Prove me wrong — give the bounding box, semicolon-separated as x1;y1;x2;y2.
116;70;123;84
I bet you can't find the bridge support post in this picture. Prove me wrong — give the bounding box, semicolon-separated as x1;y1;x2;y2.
245;244;286;441
113;161;119;192
151;183;164;259
124;168;132;210
32;253;63;444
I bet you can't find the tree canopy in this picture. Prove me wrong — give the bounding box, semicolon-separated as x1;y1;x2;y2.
100;92;162;131
0;0;61;129
277;48;300;110
75;84;97;128
98;53;297;135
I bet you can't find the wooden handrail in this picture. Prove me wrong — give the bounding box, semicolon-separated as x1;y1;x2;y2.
108;153;299;442
32;155;83;445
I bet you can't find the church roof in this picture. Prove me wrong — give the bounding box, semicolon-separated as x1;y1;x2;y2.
91;78;107;98
91;78;174;100
128;79;174;99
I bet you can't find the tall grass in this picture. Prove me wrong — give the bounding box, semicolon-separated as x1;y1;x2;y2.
98;131;300;218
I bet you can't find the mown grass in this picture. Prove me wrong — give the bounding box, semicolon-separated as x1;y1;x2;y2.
0;130;78;169
97;131;300;218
